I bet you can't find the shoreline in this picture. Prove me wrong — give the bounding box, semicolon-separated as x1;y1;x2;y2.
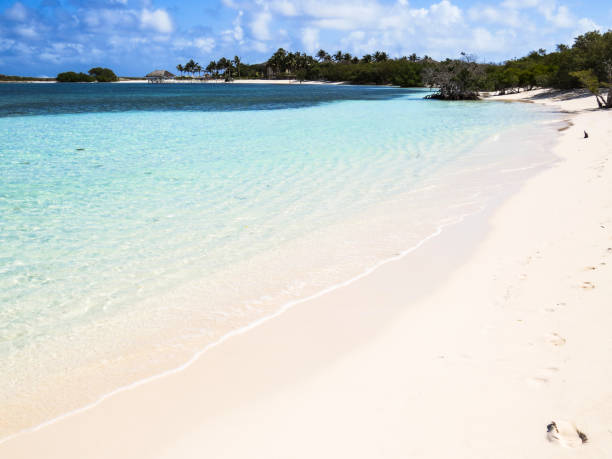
0;100;559;442
2;90;611;458
117;78;349;85
0;79;350;85
0;174;510;454
0;88;552;440
0;210;470;447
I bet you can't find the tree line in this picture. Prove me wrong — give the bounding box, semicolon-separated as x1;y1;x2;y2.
48;29;609;105
181;29;609;104
264;48;428;86
0;74;54;82
176;57;245;80
177;49;424;86
420;30;610;104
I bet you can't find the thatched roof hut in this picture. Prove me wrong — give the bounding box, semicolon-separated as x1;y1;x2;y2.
145;70;175;82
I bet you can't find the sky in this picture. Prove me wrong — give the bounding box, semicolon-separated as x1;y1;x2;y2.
0;0;610;76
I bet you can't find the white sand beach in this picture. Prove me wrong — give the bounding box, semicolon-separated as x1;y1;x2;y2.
1;89;611;458
115;78;347;84
0;78;343;84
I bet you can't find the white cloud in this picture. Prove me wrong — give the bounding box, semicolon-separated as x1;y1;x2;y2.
313;18;357;30
5;2;27;22
304;2;382;29
270;0;298;16
0;38;16;52
0;0;606;76
340;30;380;55
575;17;601;34
39;42;86;64
470;27;511;53
468;5;522;28
544;5;573;28
500;0;544;8
15;25;37;38
429;0;461;25
171;36;216;53
251;11;272;40
301;27;319;52
140;8;173;34
84;9;136;29
497;0;580;29
222;10;244;43
194;37;215;53
244;0;468;34
250;40;268;52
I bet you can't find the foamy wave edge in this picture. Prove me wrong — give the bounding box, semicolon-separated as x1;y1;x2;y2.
0;206;485;446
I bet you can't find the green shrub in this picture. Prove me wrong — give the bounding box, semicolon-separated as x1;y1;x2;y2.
88;67;118;82
56;71;95;82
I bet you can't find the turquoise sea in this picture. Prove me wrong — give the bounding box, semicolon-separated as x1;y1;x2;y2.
0;83;559;436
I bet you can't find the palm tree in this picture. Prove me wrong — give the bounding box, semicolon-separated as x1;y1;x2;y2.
333;50;343;63
286;52;297;73
316;49;328;62
217;57;228;75
233;56;241;78
373;51;388;62
293;52;308;71
176;64;184;76
194;63;202;77
361;54;373;64
267;48;288;77
206;61;216;78
185;59;196;77
226;61;235;80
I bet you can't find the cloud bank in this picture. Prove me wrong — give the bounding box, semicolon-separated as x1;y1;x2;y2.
0;0;607;76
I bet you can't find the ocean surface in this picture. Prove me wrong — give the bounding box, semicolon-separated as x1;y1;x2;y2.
0;83;559;437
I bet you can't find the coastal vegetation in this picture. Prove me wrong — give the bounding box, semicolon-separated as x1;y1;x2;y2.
56;67;118;83
423;53;482;100
0;74;54;82
175;57;244;81
176;29;610;102
571;69;611;108
6;29;609;104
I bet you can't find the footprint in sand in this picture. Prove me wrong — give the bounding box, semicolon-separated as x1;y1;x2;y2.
547;420;588;447
528;377;549;387
527;367;559;387
581;281;596;289
548;333;566;347
546;302;567;313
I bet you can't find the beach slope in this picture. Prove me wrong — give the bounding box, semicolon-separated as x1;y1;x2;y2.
1;90;611;459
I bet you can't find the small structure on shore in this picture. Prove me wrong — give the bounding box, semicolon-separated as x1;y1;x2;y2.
146;70;175;83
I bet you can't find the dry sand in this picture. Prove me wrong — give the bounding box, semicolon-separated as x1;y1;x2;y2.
1;89;611;458
116;78;346;84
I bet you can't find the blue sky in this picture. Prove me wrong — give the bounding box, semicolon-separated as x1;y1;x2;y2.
0;0;610;76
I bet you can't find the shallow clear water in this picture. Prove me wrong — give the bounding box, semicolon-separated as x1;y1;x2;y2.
0;82;412;116
0;83;559;435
